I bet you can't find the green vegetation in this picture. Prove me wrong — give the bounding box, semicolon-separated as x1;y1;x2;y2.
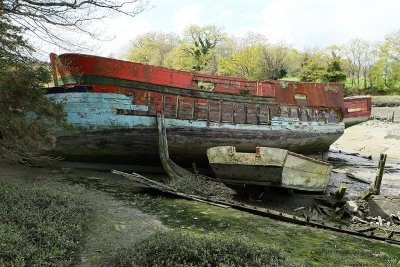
126;27;400;94
104;232;294;267
0;3;65;164
66;176;400;267
0;182;92;267
1;0;148;163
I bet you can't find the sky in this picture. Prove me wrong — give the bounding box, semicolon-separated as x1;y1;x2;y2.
54;0;400;57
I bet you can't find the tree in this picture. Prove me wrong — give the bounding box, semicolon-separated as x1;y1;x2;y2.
374;31;400;90
163;43;197;71
216;32;267;79
218;44;264;80
322;52;346;82
0;1;148;163
127;31;179;66
343;38;376;89
261;42;291;80
2;0;148;53
183;25;225;72
0;10;65;164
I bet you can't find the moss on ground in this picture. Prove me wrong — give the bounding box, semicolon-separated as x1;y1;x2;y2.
0;182;93;267
66;176;400;267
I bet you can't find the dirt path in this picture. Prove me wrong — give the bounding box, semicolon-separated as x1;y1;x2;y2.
0;160;166;267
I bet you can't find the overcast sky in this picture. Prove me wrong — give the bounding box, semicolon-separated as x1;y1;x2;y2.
57;0;400;57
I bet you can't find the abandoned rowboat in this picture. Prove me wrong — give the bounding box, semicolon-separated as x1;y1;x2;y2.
46;53;346;165
207;146;332;192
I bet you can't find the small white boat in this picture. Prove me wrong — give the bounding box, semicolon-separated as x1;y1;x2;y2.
207;146;332;192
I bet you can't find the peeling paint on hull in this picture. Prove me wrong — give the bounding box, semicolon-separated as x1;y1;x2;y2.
48;92;344;165
207;146;332;191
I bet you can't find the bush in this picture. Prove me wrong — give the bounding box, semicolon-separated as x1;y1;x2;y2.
0;183;92;266
104;231;294;267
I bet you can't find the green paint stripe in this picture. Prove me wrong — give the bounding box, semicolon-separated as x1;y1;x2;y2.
60;75;277;104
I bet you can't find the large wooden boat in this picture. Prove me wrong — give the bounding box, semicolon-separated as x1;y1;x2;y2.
343;96;371;128
46;53;346;165
207;146;332;192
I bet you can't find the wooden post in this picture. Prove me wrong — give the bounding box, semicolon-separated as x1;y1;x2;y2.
175;95;180;119
192;162;199;175
219;100;223;123
256;104;261;124
391;112;395;122
207;100;210;122
374;153;387;195
232;102;236;124
147;92;151;114
268;107;271;123
191;99;196;120
244;104;248;124
161;94;165;113
335;182;347;199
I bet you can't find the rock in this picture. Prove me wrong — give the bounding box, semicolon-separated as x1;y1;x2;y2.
346;200;358;213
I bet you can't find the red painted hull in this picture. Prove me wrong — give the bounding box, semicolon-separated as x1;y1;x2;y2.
343;96;372;127
50;53;344;110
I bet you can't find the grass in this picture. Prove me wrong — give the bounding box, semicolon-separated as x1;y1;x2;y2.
103;231;295;267
66;176;400;267
0;182;92;267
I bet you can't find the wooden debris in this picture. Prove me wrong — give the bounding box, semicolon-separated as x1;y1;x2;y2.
388;230;400;239
357;227;378;233
351;215;369;224
112;169;230;209
374;153;387;195
335;182;347;199
346;173;370;184
293;206;305;212
359;188;375;200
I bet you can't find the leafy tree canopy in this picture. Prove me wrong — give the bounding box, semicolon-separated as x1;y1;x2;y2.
2;0;148;53
183;25;225;71
0;0;147;163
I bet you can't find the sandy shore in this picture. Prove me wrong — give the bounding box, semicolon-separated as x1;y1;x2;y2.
333;113;400;161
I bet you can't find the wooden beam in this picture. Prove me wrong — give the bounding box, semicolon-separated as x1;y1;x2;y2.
335;182;347;199
374;153;387;195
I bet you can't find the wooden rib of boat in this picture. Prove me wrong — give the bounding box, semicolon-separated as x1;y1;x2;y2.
207;146;332;192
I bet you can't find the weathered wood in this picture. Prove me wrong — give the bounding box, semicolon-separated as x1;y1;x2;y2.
268;107;271;123
346;173;370;184
244;105;248;124
207;100;210;121
359;187;375;200
175;95;180;118
192;162;199;175
388;230;400;239
147;92;151;114
111;169;174;191
356;227;377;233
231;102;235;123
374;153;387;195
335;182;347;199
112;169;230;208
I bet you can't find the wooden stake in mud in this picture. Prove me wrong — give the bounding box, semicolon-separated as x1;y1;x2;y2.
374;153;387;195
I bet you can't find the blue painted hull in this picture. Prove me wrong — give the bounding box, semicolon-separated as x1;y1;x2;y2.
48;92;345;165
